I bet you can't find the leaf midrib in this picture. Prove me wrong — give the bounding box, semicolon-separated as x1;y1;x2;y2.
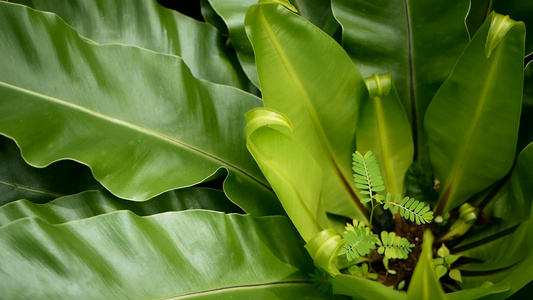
158;281;312;299
0;179;63;198
258;7;367;217
436;44;503;214
0;81;271;192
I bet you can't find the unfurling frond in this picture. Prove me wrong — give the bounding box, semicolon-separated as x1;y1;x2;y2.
352;151;385;203
340;221;380;261
382;193;434;225
376;231;415;259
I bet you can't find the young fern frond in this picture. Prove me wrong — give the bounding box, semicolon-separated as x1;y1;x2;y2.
352;151;385;203
376;231;415;260
340;220;380;261
383;193;434;225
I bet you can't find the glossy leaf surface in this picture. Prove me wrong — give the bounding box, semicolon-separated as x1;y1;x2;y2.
0;210;328;299
0;2;280;215
11;0;249;89
246;1;368;221
0;136;102;206
0;188;242;226
425;13;525;214
245;108;329;241
356;73;413;195
331;0;470;172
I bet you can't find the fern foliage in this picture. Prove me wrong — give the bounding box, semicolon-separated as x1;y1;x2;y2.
383;193;434;225
352;151;385;203
376;232;415;259
340;220;380;261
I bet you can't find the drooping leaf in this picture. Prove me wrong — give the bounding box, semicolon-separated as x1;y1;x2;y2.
0;2;281;216
356;73;414;196
0;188;242;226
331;0;470;173
245;108;329;241
245;1;368;221
425;12;525;215
11;0;249;89
406;230;446;300
0;136;102;206
0;210;334;299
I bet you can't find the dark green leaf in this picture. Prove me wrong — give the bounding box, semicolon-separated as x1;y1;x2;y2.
0;188;242;226
0;2;280;215
425;13;525;215
0;210;329;299
11;0;249;89
0;136;102;206
331;0;470;173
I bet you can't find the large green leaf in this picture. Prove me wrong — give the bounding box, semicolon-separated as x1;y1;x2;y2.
245;108;329;241
11;0;250;89
0;209;335;299
0;188;242;226
356;73;413;195
0;2;281;216
459;147;533;297
406;230;446;300
0;136;102;206
245;1;368;221
425;13;525;215
331;0;470;173
452;142;533;249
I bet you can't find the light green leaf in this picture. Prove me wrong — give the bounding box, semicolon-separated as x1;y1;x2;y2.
245;1;368;221
332;274;405;300
0;2;281;215
425;12;525;215
435;265;447;280
245;108;329;241
356;73;413;196
331;0;470;173
11;0;249;89
0;188;242;227
449;269;462;282
0;136;102;206
0;210;332;299
406;230;446;300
